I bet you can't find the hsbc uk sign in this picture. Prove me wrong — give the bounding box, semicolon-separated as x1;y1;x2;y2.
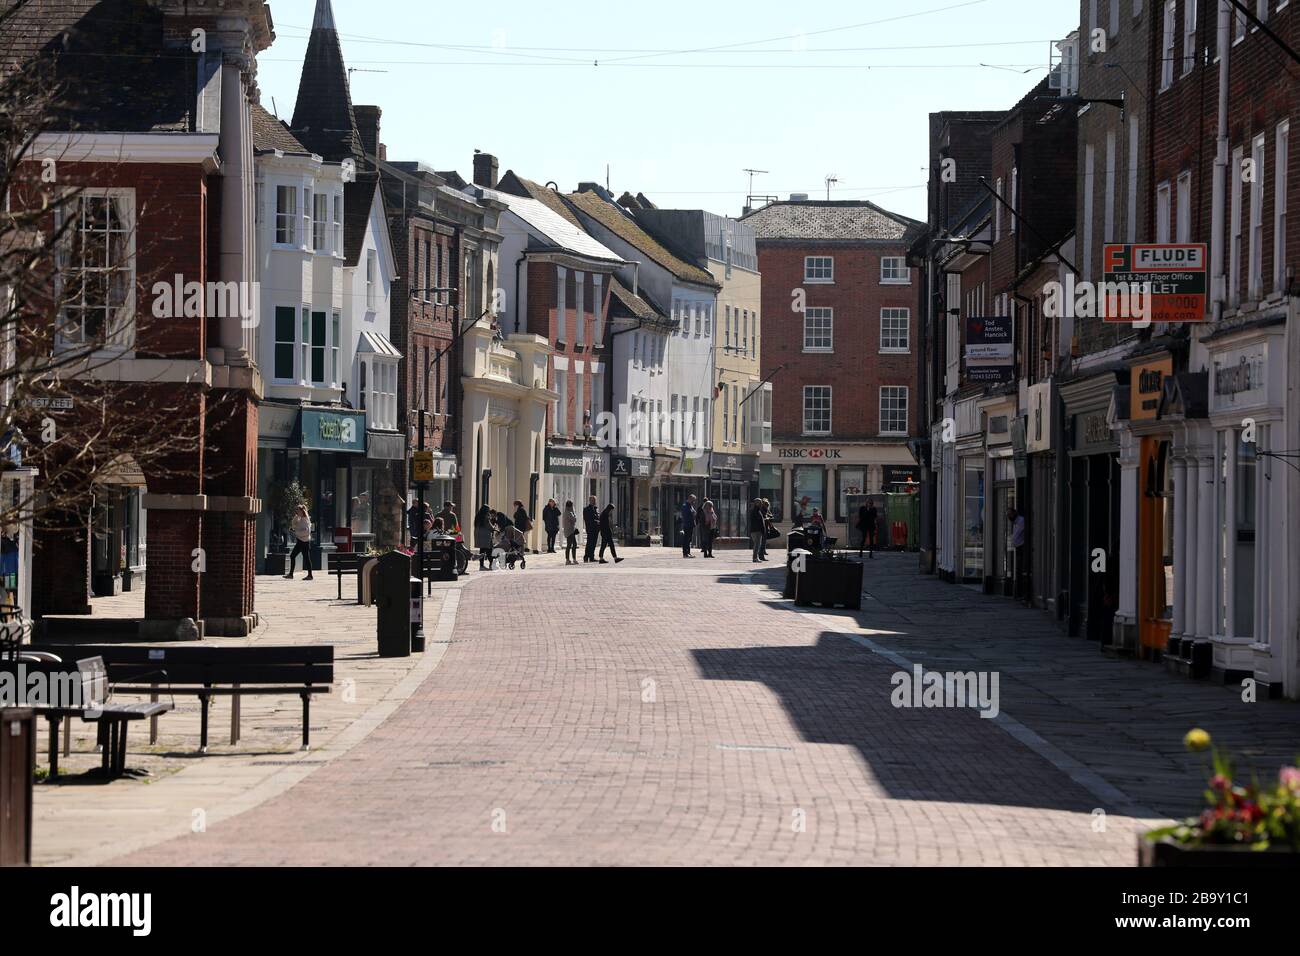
778;448;844;459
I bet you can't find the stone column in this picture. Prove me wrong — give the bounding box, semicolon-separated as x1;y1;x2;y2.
1113;428;1140;651
218;54;252;361
1170;439;1188;643
1191;425;1217;641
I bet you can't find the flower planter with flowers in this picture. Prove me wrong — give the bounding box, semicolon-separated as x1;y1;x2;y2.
1139;728;1300;867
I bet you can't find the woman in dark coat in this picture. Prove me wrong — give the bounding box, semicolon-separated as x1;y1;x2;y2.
598;504;624;564
473;505;495;570
542;498;561;553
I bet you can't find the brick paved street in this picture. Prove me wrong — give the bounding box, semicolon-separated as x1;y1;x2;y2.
89;548;1297;867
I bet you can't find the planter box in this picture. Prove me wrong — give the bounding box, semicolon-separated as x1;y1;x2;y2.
1139;836;1300;867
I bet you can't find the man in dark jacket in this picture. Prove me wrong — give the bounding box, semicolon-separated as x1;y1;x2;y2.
857;502;878;558
680;494;698;558
582;495;600;563
542;498;561;553
512;500;532;553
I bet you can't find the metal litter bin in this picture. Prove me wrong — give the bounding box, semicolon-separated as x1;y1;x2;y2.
375;551;414;658
1;707;34;867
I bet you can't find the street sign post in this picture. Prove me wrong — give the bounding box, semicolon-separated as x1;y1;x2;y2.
411;450;434;484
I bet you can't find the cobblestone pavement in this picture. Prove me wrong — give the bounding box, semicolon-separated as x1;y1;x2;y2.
105;546;1300;867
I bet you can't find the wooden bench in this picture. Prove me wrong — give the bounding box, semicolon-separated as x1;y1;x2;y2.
330;551;368;601
1;655;173;778
30;644;334;752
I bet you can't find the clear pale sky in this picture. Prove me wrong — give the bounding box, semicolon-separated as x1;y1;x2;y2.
257;0;1079;222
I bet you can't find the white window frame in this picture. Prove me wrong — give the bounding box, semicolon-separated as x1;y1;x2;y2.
55;188;137;352
1181;0;1196;76
272;305;297;382
275;184;298;246
880;308;910;353
880;256;910;284
1156;180;1172;243
575;271;585;346
312;191;328;252
994;177;1003;240
555;368;567;436
879;386;909;437
1175;171;1192;242
1127;117;1139;243
1104;130;1116;243
366;249;378;310
330;309;341;387
1248;132;1265;300
803;307;833;352
557;267;568;343
1275;120;1289;294
802;385;832;436
301;187;312;251
1230;145;1244;307
1160;0;1175;90
332;194;343;257
803;256;834;283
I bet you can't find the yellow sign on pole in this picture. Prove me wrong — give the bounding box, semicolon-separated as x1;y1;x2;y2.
411;451;434;484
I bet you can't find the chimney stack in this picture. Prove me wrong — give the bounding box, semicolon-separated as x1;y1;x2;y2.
354;105;383;163
473;151;499;189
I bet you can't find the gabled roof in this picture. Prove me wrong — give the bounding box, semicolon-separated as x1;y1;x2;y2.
609;277;675;334
469;184;623;263
252;103;312;155
289;0;364;165
357;329;402;359
566;189;720;290
741;199;925;244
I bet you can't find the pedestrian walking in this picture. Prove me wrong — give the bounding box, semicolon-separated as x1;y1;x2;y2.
406;500;432;549
857;501;878;558
759;498;774;560
1008;506;1027;601
285;504;314;580
542;498;561;553
561;500;579;565
598;503;624;564
436;501;459;536
748;498;766;563
473;504;495;570
792;496;811;528
582;495;600;563
700;498;718;557
680;494;698;558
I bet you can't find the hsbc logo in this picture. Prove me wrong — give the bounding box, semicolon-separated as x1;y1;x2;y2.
778;448;843;459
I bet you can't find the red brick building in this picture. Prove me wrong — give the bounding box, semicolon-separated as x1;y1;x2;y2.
8;0;270;638
741;199;926;542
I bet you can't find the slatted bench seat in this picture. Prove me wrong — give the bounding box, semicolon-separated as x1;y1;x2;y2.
29;644;334;752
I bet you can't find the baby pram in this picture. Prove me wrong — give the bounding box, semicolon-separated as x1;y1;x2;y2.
496;525;528;569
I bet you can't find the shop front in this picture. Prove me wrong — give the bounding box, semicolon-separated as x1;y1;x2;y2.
0;450;37;624
761;442;919;548
1060;373;1123;641
256;405;367;572
611;453;653;545
655;448;707;550
978;396;1018;596
546;446;584;514
1204;321;1289;693
708;451;759;545
356;429;404;551
1120;354;1176;658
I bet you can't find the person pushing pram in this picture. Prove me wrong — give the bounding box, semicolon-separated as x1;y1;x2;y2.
493;511;528;570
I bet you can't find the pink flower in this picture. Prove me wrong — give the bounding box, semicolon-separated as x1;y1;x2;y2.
1210;774;1231;792
1280;766;1300;791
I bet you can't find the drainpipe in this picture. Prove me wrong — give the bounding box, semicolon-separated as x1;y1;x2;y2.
1210;0;1230;323
513;253;526;335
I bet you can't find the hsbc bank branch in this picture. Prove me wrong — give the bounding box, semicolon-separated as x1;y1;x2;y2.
760;442;918;544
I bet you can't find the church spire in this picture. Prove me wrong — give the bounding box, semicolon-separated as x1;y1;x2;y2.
290;0;363;165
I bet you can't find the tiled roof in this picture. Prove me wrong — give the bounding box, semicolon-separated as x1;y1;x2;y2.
741;199;925;243
471;184;623;263
608;277;660;321
0;0;199;133
252;103;311;155
566;190;719;289
344;176;379;267
289;0;364;165
497;171;584;228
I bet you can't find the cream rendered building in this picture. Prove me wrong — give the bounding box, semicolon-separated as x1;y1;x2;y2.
635;209;769;544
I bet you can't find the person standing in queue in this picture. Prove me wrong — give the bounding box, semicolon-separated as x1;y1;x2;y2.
598;503;624;564
473;504;495;571
680;494;698;558
700;498;718;558
748;498;766;563
562;500;579;565
582;495;600;563
542;498;561;554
